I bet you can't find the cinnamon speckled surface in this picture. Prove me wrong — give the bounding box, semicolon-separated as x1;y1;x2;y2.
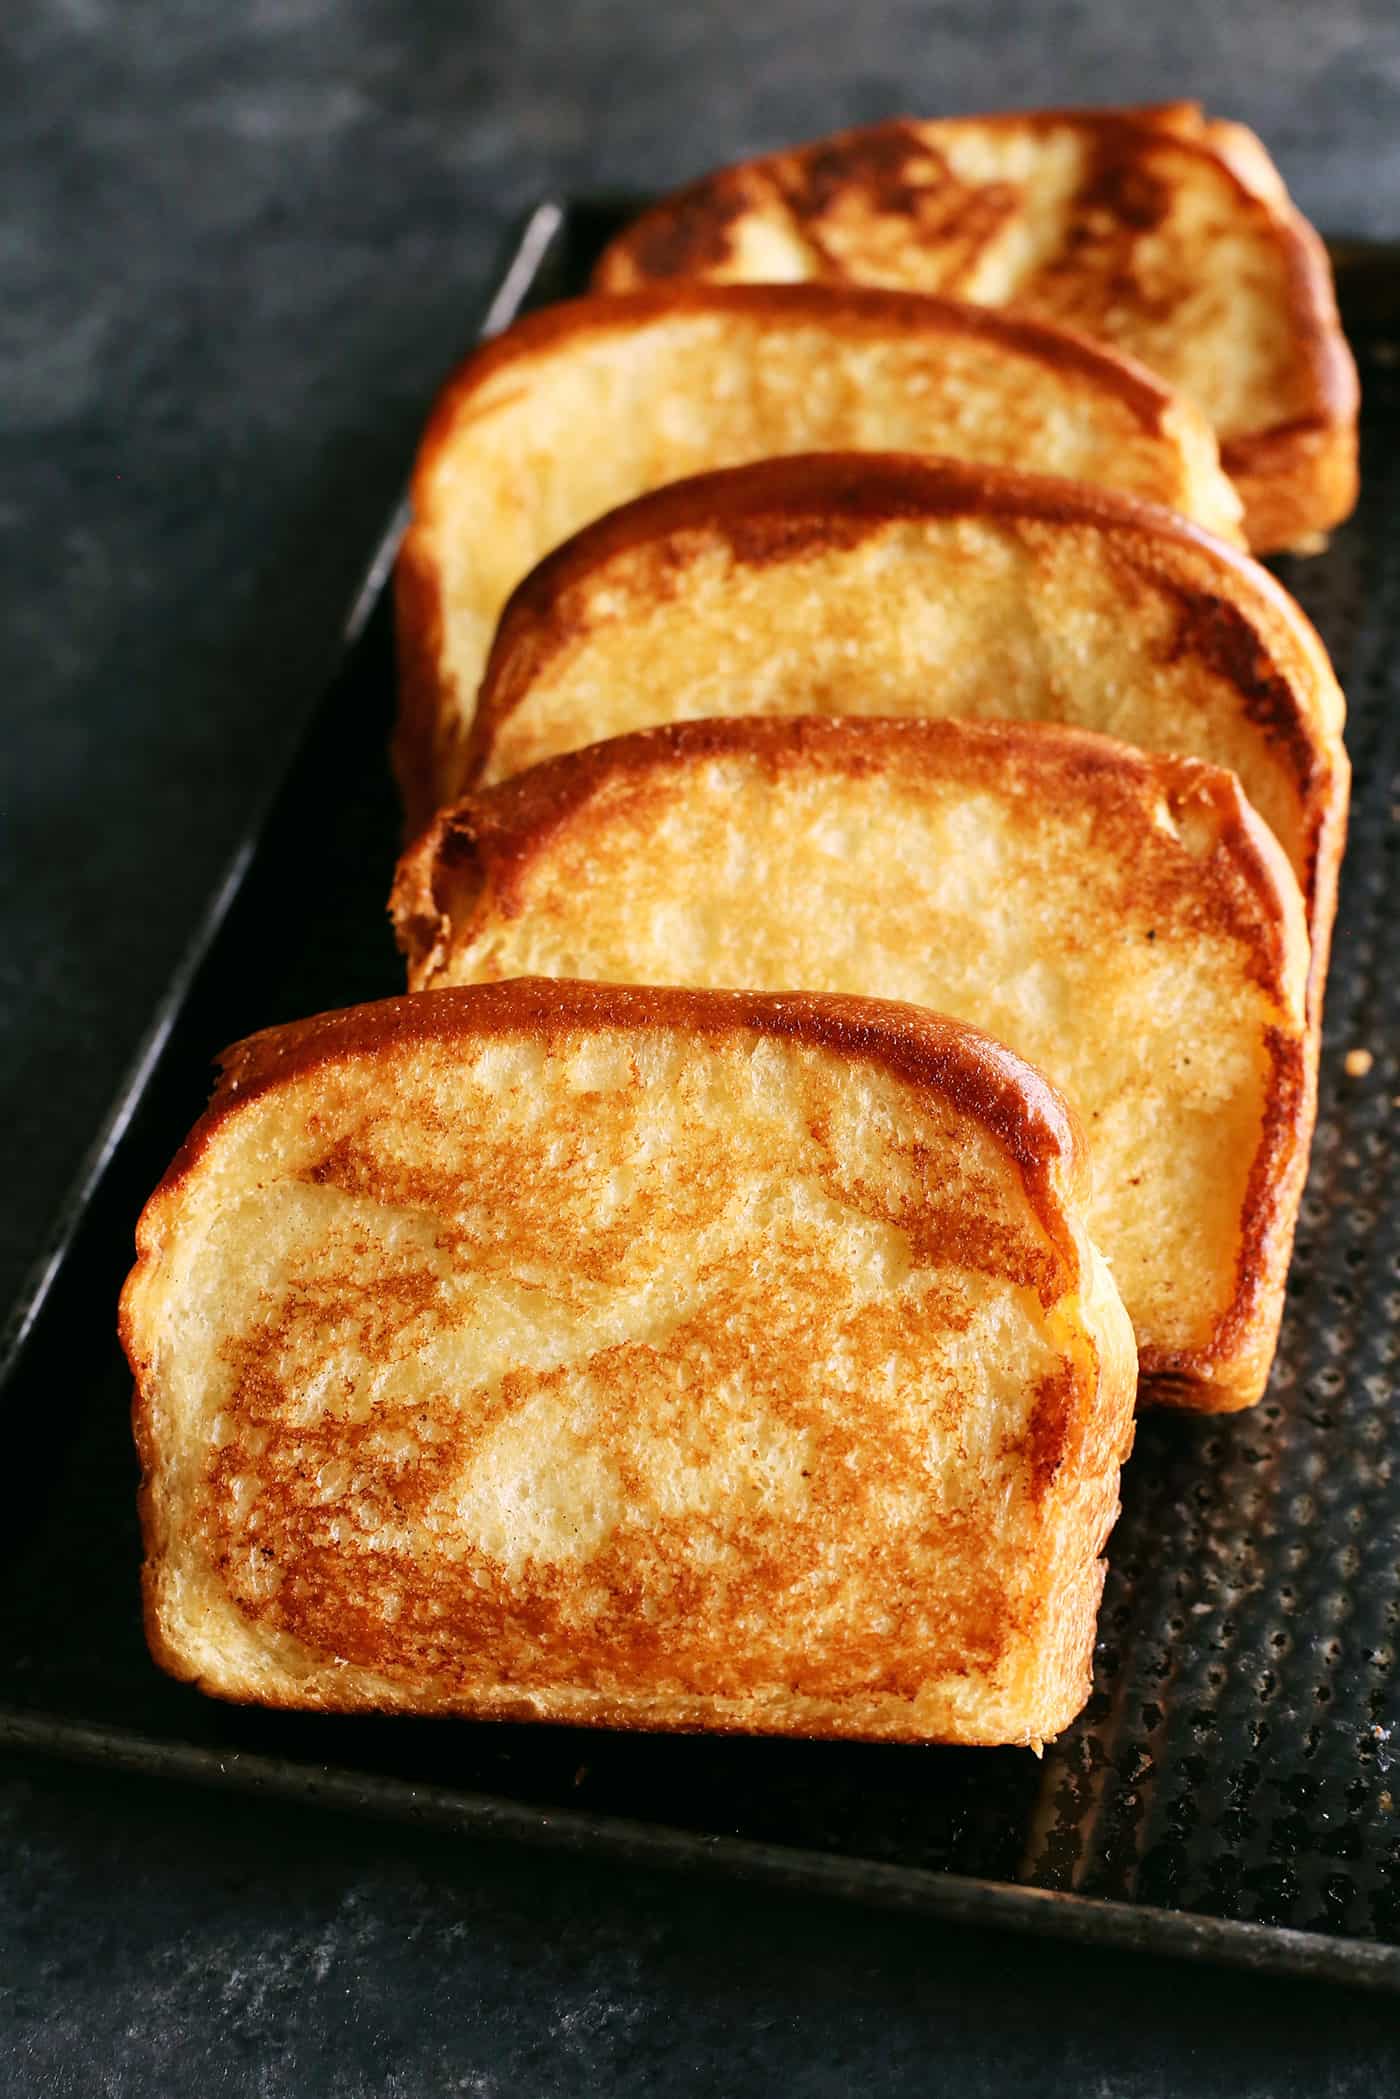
5;1;1400;2088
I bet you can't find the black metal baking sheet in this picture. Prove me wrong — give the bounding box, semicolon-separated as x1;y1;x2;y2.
3;200;1398;1994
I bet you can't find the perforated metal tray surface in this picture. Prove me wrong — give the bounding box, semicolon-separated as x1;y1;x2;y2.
3;202;1398;1993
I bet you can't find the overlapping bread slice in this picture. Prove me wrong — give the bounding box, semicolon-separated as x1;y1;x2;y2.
592;103;1359;553
397;284;1244;828
394;720;1313;1411
120;978;1135;1747
454;454;1347;1011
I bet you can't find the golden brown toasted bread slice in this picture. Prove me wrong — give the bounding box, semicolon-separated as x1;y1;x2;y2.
394;721;1313;1411
120;978;1136;1747
397;284;1243;829
592;106;1359;554
455;454;1347;1012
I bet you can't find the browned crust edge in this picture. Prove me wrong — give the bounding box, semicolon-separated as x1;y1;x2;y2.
1138;1025;1314;1412
483;447;1248;578
123;1615;1103;1745
589;108;1360;548
400;714;1300;997
393;525;452;837
395;717;1313;1412
121;979;1087;1283
1219;206;1360;553
409;283;1184;495
1222;416;1360;558
465;450;1337;779
456;453;1345;1017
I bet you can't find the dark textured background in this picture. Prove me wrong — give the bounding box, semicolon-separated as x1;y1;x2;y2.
5;2;1400;2089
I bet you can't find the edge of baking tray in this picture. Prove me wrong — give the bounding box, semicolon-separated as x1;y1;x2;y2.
3;1707;1397;1992
3;195;1398;1995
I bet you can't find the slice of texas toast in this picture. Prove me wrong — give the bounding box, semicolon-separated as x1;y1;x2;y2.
393;722;1313;1411
120;979;1136;1747
454;455;1347;1012
593;106;1359;553
396;284;1242;829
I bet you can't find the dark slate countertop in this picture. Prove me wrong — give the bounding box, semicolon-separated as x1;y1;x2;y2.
6;2;1400;2089
6;1756;1400;2096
